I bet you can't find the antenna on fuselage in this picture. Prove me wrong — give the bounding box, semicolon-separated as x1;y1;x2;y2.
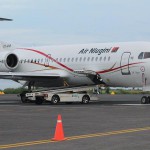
0;18;13;21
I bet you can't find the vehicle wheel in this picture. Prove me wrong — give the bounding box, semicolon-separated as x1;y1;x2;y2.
51;95;60;104
141;96;149;104
35;97;44;105
82;95;90;104
20;91;29;103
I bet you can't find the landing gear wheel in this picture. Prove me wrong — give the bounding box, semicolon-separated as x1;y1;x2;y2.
35;97;44;105
82;95;90;104
141;96;149;104
51;95;60;104
20;91;29;103
21;95;28;103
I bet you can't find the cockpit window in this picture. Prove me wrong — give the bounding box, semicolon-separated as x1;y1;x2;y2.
138;52;144;59
138;52;150;59
144;52;150;59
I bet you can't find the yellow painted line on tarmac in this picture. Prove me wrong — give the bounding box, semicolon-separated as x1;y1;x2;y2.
67;126;150;140
0;126;150;149
0;140;56;149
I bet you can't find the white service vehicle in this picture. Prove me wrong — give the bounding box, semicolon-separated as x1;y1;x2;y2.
43;93;91;104
25;85;98;105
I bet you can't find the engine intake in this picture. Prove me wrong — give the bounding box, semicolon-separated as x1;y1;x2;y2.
0;52;19;71
6;54;18;68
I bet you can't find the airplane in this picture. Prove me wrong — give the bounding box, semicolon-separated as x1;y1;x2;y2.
0;41;150;104
0;18;12;21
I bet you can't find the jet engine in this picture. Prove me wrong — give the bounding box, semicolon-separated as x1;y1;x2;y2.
0;51;19;71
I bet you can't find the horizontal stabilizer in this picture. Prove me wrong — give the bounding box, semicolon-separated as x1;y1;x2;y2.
0;18;12;21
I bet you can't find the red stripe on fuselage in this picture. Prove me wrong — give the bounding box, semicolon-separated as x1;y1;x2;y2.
97;62;143;74
18;48;143;75
18;48;74;72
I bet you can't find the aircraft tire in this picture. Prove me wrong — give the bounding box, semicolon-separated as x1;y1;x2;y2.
20;91;29;103
141;96;149;104
51;95;60;104
82;95;90;104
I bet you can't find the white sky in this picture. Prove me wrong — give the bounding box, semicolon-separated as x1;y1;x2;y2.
0;0;150;89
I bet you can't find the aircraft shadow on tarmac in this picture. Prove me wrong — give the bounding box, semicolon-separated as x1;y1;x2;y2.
0;94;142;105
0;100;141;106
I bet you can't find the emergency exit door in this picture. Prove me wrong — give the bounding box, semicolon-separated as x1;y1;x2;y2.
120;52;131;75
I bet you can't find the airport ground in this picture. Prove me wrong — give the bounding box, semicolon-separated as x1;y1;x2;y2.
0;94;150;150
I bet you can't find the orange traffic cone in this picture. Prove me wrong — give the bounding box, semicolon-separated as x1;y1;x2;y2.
52;114;66;141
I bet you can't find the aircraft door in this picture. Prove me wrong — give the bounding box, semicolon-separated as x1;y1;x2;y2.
44;54;51;67
120;52;131;75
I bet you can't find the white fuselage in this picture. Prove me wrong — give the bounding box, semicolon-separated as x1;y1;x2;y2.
0;41;150;89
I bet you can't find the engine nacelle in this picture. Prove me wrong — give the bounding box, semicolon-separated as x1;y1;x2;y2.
0;51;19;72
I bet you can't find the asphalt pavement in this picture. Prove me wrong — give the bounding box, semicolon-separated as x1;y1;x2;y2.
0;94;150;150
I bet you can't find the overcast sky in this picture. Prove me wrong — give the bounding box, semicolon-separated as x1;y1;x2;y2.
0;0;150;89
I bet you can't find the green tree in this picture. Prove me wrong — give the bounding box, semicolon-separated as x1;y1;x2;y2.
105;87;110;94
4;87;25;94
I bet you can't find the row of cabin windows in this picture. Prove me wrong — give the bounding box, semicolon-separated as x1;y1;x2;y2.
19;56;111;64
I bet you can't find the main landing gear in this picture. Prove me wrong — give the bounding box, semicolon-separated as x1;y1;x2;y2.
20;91;29;103
141;96;150;104
20;81;34;103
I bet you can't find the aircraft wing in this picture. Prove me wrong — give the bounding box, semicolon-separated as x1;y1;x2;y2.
0;72;60;80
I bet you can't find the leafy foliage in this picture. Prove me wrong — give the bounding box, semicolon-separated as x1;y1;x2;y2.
3;88;25;94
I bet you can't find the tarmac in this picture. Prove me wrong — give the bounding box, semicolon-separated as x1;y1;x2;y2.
0;94;150;150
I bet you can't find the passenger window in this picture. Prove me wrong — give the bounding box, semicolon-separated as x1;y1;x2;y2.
95;57;98;61
87;57;90;61
71;58;74;62
75;57;78;62
144;52;150;59
64;58;66;62
138;52;144;59
104;56;106;61
67;58;70;62
91;57;94;61
83;57;86;61
80;57;82;61
100;57;102;61
108;57;110;61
